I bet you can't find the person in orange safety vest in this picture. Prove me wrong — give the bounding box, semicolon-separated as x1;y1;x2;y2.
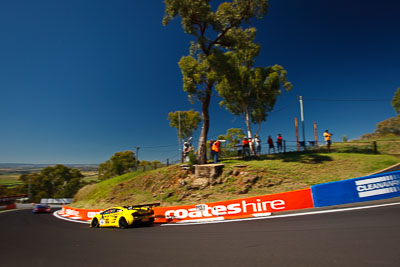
211;140;220;163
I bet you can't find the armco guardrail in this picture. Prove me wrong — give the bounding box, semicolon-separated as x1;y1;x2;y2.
57;170;400;224
311;170;400;207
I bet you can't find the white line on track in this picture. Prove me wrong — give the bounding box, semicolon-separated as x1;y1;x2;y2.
161;201;400;226
0;209;19;214
53;210;90;224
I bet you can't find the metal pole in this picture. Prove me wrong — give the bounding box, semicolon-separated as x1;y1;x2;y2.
178;111;182;163
284;140;286;153
295;117;299;152
298;96;306;147
135;147;140;168
28;175;31;202
314;122;318;146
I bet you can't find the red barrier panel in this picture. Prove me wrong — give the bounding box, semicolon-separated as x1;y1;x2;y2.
59;206;103;221
154;188;313;223
0;204;17;211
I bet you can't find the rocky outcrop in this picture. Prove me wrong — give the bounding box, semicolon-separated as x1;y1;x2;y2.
194;164;224;179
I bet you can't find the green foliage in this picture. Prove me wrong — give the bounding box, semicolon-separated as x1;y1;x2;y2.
361;115;400;140
187;151;198;171
18;165;84;202
376;115;400;135
361;88;400;139
392;88;400;113
168;110;202;141
342;135;348;142
0;184;25;197
138;160;152;166
216;42;292;138
98;151;136;181
219;128;245;152
139;160;163;168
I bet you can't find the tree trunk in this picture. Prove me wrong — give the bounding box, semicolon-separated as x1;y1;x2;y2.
255;122;262;136
197;87;211;164
244;111;255;155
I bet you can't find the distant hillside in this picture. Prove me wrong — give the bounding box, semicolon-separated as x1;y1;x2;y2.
0;163;99;186
0;163;98;171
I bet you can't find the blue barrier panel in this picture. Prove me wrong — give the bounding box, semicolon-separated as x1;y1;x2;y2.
311;171;400;207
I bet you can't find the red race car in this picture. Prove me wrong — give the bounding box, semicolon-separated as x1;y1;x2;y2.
33;204;51;213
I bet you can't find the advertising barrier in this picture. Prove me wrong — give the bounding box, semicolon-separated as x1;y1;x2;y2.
58;206;103;221
153;189;314;223
0;204;17;211
311;170;400;207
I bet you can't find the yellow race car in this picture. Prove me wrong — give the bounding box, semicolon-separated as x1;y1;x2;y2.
90;203;160;229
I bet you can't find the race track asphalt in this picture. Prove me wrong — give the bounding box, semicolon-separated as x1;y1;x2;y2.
1;203;400;267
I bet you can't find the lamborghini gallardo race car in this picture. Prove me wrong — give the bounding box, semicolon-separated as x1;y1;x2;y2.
90;203;160;229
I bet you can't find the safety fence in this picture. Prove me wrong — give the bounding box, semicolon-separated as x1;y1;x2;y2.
57;169;400;224
216;140;400;160
40;198;73;204
124;140;400;173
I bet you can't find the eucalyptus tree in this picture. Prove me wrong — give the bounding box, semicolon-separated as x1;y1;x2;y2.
163;0;269;164
216;28;292;152
98;151;136;180
168;109;202;142
19;165;84;202
392;88;400;114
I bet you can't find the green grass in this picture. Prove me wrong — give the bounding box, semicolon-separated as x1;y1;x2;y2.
71;151;399;209
73;170;151;207
0;174;22;185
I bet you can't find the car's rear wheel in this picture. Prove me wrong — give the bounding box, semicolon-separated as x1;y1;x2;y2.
119;217;128;229
91;218;99;228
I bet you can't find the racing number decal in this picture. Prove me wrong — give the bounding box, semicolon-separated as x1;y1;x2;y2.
100;218;105;225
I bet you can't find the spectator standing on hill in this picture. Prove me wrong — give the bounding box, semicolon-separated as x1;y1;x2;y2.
242;137;250;157
254;134;261;155
277;134;283;153
209;140;215;162
183;141;190;162
268;136;275;154
236;140;242;157
211;140;220;163
323;130;333;151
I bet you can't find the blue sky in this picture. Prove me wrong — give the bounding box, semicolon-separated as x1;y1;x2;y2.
0;0;399;164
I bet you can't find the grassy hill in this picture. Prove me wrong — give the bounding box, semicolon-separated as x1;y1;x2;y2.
72;151;400;209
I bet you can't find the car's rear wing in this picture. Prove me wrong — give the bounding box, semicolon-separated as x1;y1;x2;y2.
124;202;160;209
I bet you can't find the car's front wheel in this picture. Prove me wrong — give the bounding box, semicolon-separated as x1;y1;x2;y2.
91;218;99;228
119;217;128;229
